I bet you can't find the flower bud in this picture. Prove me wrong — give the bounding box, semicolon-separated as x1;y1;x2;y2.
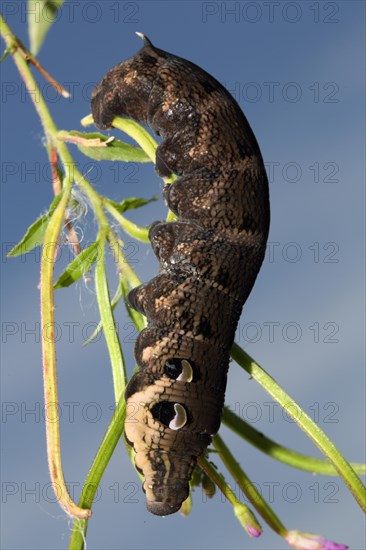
285;530;348;550
234;503;262;538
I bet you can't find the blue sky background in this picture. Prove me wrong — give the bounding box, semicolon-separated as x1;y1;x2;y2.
1;1;365;549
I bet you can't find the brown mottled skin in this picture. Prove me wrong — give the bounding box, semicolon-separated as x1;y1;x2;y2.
91;35;270;516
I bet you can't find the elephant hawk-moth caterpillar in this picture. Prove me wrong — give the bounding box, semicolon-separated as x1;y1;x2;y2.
91;34;270;516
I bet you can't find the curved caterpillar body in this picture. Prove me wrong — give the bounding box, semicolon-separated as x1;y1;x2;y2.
91;34;270;516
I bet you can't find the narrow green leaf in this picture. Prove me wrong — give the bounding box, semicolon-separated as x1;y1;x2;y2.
7;194;62;257
83;279;125;346
108;196;158;214
111;116;158;163
63;130;151;163
83;276;146;347
28;0;64;55
82;319;101;347
104;200;150;243
222;407;366;476
54;241;100;289
95;236;127;400
231;342;366;513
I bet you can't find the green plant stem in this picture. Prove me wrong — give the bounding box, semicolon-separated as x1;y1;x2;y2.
230;343;366;513
222;407;366;476
212;434;287;537
40;175;90;519
68;398;126;549
1;16;57;137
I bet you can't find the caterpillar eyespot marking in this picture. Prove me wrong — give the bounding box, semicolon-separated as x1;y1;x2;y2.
164;358;194;382
91;34;270;516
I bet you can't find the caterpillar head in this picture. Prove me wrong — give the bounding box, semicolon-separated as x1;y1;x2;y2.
124;358;197;515
124;330;228;515
91;34;168;130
